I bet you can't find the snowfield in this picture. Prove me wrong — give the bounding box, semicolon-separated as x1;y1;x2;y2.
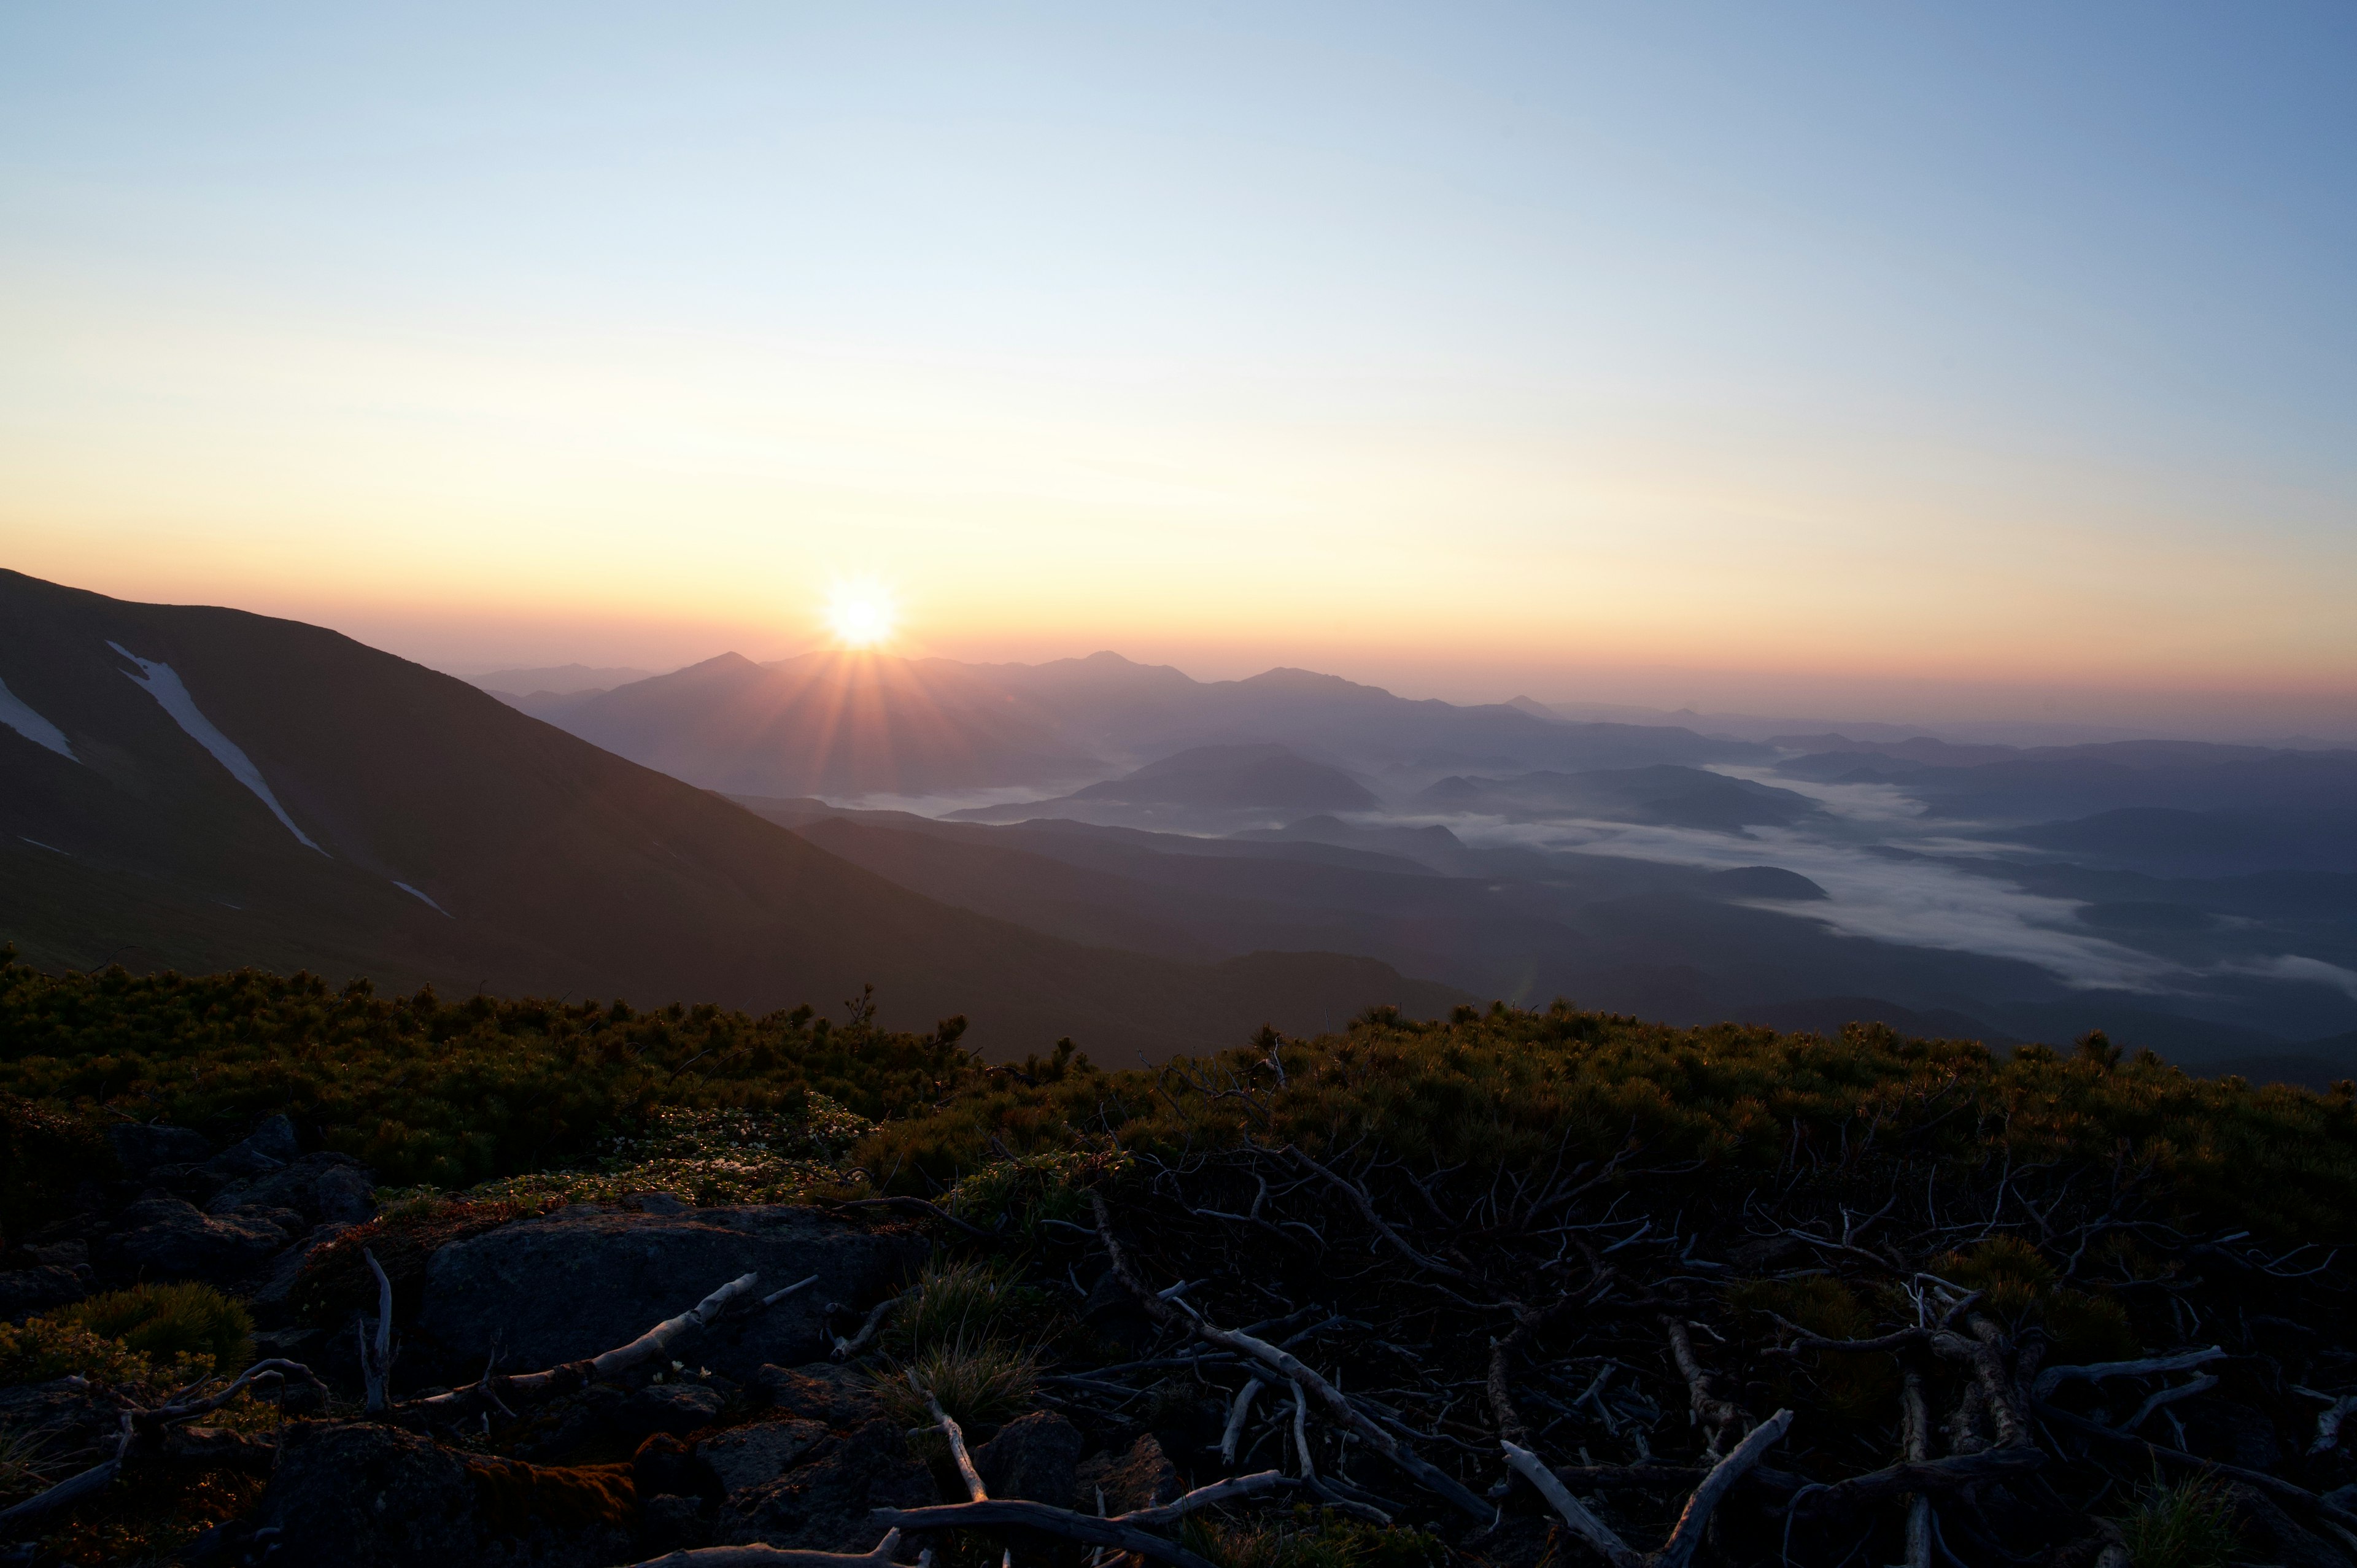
109;642;325;853
0;675;77;761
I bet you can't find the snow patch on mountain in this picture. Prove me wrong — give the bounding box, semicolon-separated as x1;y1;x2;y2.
0;676;76;760
393;881;450;915
109;642;325;854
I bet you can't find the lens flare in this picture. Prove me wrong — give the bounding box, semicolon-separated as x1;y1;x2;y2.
824;581;897;648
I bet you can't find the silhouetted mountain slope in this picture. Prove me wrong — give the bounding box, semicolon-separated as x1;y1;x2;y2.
1415;765;1822;831
945;744;1380;825
1777;738;2357;837
501;647;1759;800
1070;744;1377;811
540;651;1101;798
2008;807;2357;875
0;572;1464;1064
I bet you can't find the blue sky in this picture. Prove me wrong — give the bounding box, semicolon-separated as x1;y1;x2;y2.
2;4;2351;730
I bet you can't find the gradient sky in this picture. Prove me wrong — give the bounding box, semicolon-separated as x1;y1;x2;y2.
2;4;2353;733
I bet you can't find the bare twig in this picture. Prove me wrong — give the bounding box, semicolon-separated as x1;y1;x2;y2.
1092;1192;1491;1522
1501;1440;1640;1568
1652;1408;1794;1568
622;1527;916;1567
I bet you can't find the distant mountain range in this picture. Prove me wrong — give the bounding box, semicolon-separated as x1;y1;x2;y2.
0;572;1463;1063
490;648;1759;801
9;571;2355;1081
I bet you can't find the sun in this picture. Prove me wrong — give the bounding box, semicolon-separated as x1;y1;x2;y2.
823;581;898;648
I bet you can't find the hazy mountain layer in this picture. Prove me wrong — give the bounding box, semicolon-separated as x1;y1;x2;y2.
0;572;1464;1064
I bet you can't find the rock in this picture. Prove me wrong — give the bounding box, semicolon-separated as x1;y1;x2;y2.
975;1411;1083;1507
106;1122;212;1178
642;1492;714;1553
624;1381;727;1438
258;1421;638;1567
1076;1433;1181;1514
0;1378;120;1459
254;1421;481;1566
95;1197;287;1281
2224;1483;2351;1568
756;1363;885;1429
20;1240;87;1269
635;1431;723;1504
630;1192;690;1215
207;1152;376;1225
732;1418;937;1551
201;1113;301;1178
416;1204;926;1384
248;1222;354;1318
700;1417;829;1494
2180;1398;2281;1470
0;1266;87;1321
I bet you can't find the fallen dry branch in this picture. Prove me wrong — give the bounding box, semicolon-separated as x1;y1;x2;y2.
1787;1443;2044;1513
873;1500;1218;1568
623;1526;918;1568
1651;1408;1794;1568
408;1271;760;1421
1093;1192;1492;1522
0;1360;329;1536
1502;1440;1639;1568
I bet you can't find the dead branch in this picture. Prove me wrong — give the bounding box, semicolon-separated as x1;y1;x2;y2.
2034;1400;2357;1535
1501;1440;1640;1568
1220;1377;1266;1463
1113;1470;1293;1526
1091;1192;1492;1522
0;1415;131;1533
360;1245;395;1411
2029;1345;2226;1402
1660;1316;1744;1453
834;1291;905;1361
406;1270;759;1420
1929;1319;2029;1450
1901;1367;1931;1568
622;1527;916;1567
916;1380;986;1502
1789;1444;2045;1513
1287;1145;1469;1281
1652;1409;1794;1568
2298;1388;2357;1455
873;1499;1217;1568
765;1272;821;1307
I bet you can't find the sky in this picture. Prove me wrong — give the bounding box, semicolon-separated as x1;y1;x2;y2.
2;4;2353;736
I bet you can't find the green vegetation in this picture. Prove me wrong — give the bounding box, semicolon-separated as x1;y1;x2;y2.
58;1283;253;1377
0;949;980;1197
1181;1510;1446;1568
2118;1472;2241;1568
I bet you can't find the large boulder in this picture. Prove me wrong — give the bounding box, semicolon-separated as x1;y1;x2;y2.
206;1151;376;1225
1076;1433;1182;1513
729;1418;937;1551
700;1417;829;1496
106;1122;211;1180
257;1420;638;1567
416;1205;925;1383
0;1265;87;1322
756;1362;884;1429
95;1196;287;1282
254;1421;481;1566
199;1113;301;1179
975;1411;1083;1507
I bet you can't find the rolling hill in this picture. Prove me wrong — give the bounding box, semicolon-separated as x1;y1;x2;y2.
0;571;1464;1064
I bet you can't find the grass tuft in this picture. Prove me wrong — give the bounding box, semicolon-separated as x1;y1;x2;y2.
2118;1472;2240;1568
873;1335;1041;1434
60;1283;252;1377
